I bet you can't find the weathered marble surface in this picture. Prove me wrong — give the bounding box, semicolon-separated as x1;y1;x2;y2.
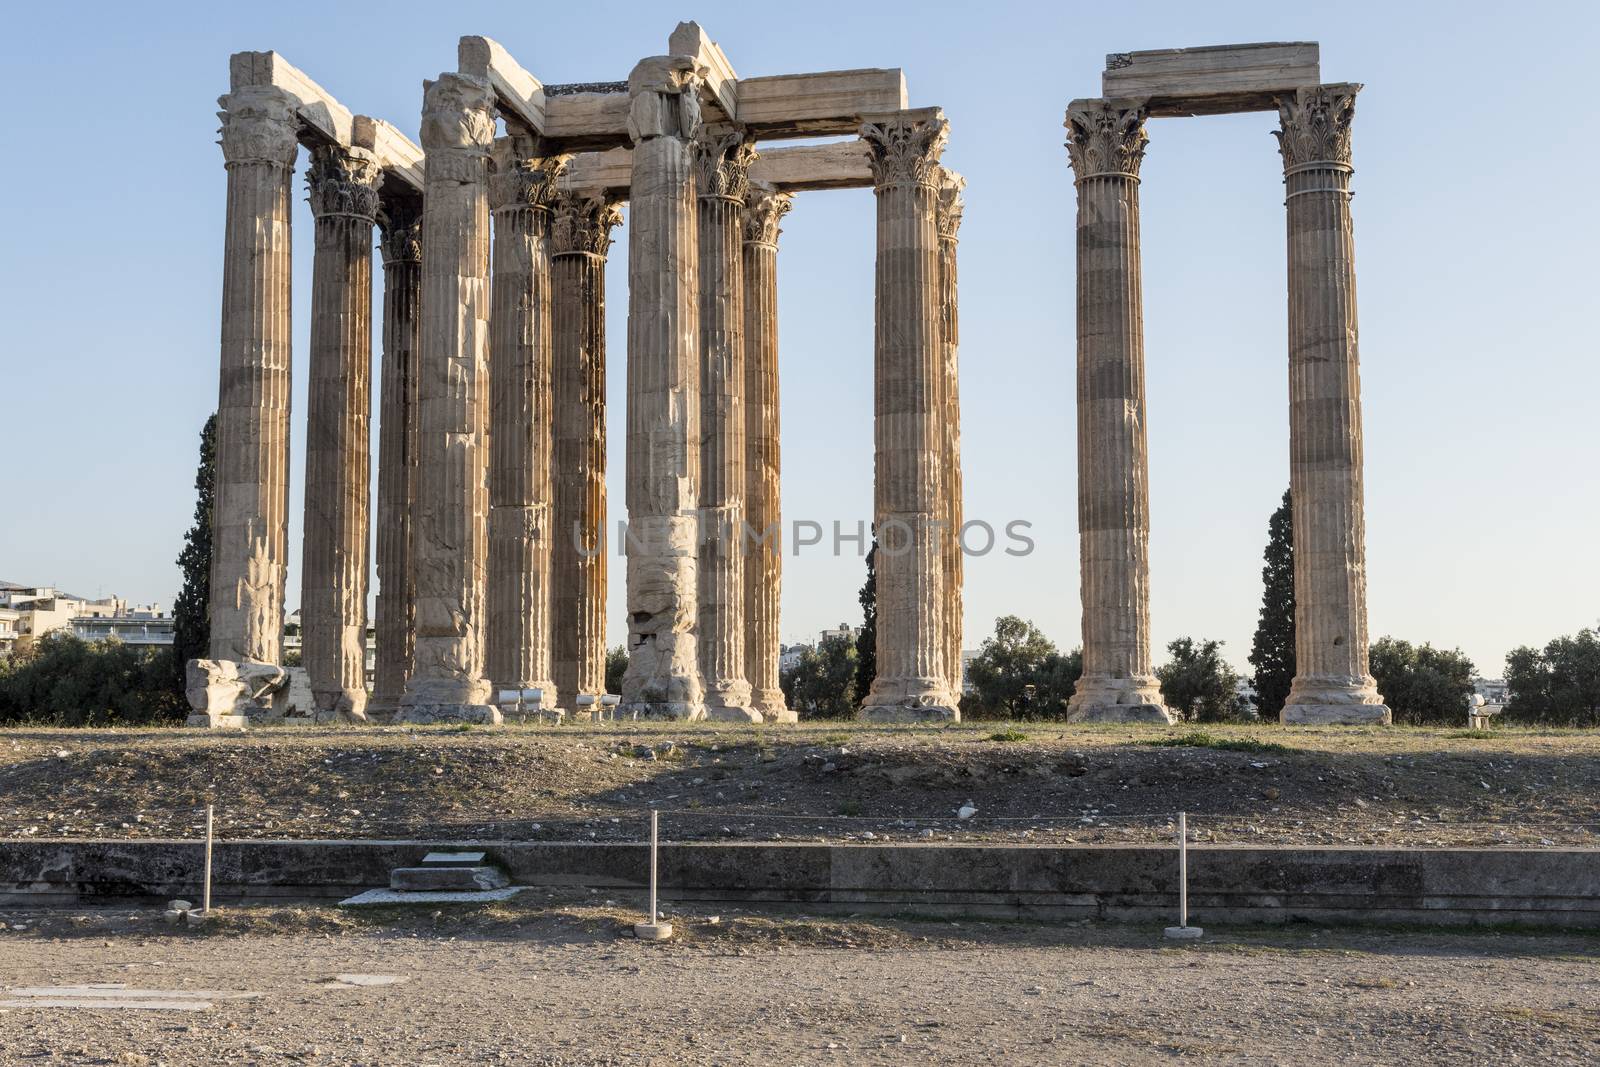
1063;100;1173;726
486;138;566;713
301;143;380;723
1276;84;1388;726
370;199;423;719
694;127;758;723
741;183;794;723
551;194;620;708
857;110;959;722
398;73;500;725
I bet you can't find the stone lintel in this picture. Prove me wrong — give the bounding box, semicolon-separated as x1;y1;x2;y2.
356;116;424;193
230;50;354;147
458;35;547;134
736;68;908;137
669;20;739;121
1101;42;1322;117
560;138;883;198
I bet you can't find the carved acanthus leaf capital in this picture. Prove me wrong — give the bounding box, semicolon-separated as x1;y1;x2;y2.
861;114;949;190
626;56;704;144
550;193;623;257
419;73;496;163
1275;84;1360;170
1064;101;1148;179
490;151;573;214
693;127;757;201
377;199;423;264
218;86;301;168
742;183;793;246
936;169;966;241
306;144;382;220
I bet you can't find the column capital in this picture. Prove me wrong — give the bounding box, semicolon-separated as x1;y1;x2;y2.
550;193;623;257
1275;83;1362;172
419;73;495;180
306;143;382;221
217;85;300;169
861;110;949;190
693;125;757;202
936;169;965;242
489;147;572;215
1064;99;1148;181
626;55;703;144
377;198;423;265
742;183;793;247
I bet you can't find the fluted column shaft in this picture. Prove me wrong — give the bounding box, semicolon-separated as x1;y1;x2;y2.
301;144;380;722
742;185;794;722
398;73;499;723
370;200;423;718
1276;84;1389;725
695;130;757;722
858;112;959;722
210;86;298;667
1064;100;1172;724
486;145;566;712
551;195;620;707
619;57;706;720
935;171;965;696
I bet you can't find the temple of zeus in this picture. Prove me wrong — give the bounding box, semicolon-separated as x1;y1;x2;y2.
191;31;1387;730
192;23;967;726
1064;43;1388;726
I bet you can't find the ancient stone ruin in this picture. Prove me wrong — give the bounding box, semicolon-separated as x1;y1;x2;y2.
1063;44;1388;725
192;31;1387;730
192;23;967;727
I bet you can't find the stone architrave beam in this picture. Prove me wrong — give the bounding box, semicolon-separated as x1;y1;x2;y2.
735;70;907;136
230;51;353;146
1102;42;1320;116
669;21;738;120
459;36;547;134
560;139;877;198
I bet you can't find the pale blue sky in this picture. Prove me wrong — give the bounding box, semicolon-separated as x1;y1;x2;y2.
2;0;1596;677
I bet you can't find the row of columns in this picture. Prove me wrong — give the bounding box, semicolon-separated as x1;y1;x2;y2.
208;61;966;725
1063;84;1387;726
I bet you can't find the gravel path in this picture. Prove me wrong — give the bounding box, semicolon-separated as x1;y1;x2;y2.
1;906;1597;1065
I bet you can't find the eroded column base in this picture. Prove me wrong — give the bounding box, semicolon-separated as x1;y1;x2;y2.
859;676;961;723
1067;676;1173;724
754;691;798;725
1067;703;1175;725
184;659;288;728
1281;703;1392;726
397;704;503;725
704;680;759;723
313;690;370;725
617;702;707;722
858;702;960;724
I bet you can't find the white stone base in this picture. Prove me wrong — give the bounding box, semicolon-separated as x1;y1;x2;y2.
186;713;248;729
1067;703;1175;725
705;704;762;723
1164;925;1204;940
396;704;503;725
340;886;526;907
633;921;674;941
858;703;959;724
1281;703;1391;725
618;702;706;722
761;707;799;724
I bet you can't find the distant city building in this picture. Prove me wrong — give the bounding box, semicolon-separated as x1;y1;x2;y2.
1474;677;1510;705
71;605;174;649
779;623;867;676
0;608;21;658
961;650;978;694
0;581;126;654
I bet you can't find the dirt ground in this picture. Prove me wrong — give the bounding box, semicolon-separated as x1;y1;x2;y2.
2;721;1599;847
0;898;1596;1066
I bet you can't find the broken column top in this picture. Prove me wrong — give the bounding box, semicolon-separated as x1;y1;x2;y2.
1101;42;1321;117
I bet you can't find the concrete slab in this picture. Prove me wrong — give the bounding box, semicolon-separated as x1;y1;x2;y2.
339;886;527;907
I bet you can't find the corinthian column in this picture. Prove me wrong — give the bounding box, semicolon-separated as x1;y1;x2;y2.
370;197;423;719
551;193;621;710
1064;99;1173;724
398;73;499;724
1276;84;1389;726
742;183;794;723
618;56;706;721
935;169;965;697
858;110;959;722
486;139;567;714
210;86;298;672
301;143;381;722
694;127;758;722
